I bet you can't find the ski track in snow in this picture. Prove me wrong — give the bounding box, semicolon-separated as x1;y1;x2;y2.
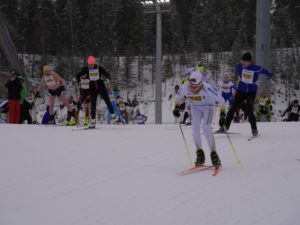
0;123;300;225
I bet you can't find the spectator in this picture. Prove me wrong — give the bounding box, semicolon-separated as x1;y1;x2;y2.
5;70;22;123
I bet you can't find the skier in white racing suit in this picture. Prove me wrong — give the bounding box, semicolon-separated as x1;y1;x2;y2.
175;71;224;167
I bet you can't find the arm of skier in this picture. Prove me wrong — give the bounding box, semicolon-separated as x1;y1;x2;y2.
174;86;186;106
282;106;291;117
260;66;272;79
143;115;147;122
207;85;225;106
98;66;111;81
36;76;46;93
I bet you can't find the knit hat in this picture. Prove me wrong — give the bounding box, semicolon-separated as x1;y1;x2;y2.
87;56;96;65
189;71;203;87
241;52;252;62
18;76;24;81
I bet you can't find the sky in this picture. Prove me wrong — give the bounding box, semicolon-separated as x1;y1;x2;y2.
1;122;299;225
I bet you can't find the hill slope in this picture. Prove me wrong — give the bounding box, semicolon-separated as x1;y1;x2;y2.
0;122;300;225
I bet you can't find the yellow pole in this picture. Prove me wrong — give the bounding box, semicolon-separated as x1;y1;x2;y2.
179;123;193;165
226;132;241;164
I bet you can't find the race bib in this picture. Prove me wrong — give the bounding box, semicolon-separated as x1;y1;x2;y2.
259;98;266;106
136;115;143;123
45;75;56;87
109;93;115;102
80;78;90;89
89;68;100;81
241;69;255;84
187;95;205;102
119;103;126;111
222;84;230;93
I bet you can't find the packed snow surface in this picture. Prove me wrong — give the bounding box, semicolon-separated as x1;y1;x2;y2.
1;122;300;225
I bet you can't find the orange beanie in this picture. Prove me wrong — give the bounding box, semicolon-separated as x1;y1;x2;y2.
87;56;96;65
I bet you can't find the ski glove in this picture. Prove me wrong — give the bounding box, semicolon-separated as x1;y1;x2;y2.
173;109;180;117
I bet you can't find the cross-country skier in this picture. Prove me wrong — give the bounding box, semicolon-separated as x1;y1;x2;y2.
282;99;300;121
36;65;76;125
168;85;180;100
133;108;147;125
76;56;115;128
218;72;236;104
256;90;272;122
116;96;129;123
5;70;22;124
76;72;91;126
106;83;125;124
222;52;272;136
175;71;224;168
217;72;236;132
169;85;184;123
196;61;217;89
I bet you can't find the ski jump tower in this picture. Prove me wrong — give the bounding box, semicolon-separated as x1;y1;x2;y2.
0;16;26;85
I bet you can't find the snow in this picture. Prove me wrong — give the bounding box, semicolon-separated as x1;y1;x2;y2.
1;122;300;225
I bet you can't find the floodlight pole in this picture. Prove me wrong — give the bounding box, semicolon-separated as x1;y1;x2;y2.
142;0;171;124
256;0;271;97
155;3;162;124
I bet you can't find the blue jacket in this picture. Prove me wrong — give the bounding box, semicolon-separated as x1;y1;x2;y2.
236;63;272;93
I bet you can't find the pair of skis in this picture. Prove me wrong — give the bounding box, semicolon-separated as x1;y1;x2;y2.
177;164;221;176
72;126;99;131
214;130;240;135
177;131;259;176
214;130;260;141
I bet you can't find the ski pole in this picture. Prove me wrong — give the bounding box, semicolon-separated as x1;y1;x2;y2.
225;132;241;164
179;123;193;165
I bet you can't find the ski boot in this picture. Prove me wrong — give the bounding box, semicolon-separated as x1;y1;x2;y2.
110;113;119;124
83;117;89;126
216;127;225;133
210;151;221;167
66;110;77;126
218;109;226;131
252;128;258;136
216;123;228;133
48;119;55;125
195;149;205;167
48;115;55;125
67;118;76;126
88;119;96;129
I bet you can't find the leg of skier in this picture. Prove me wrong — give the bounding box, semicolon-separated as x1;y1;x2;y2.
202;107;221;167
191;106;205;166
89;91;98;128
48;95;55;124
58;94;76;125
245;93;258;136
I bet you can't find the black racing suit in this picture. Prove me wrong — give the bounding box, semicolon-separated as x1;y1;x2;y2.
77;65;114;120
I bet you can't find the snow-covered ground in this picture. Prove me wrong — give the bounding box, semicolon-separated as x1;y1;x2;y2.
1;122;300;225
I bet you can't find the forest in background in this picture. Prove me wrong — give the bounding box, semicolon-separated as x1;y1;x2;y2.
0;0;299;98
